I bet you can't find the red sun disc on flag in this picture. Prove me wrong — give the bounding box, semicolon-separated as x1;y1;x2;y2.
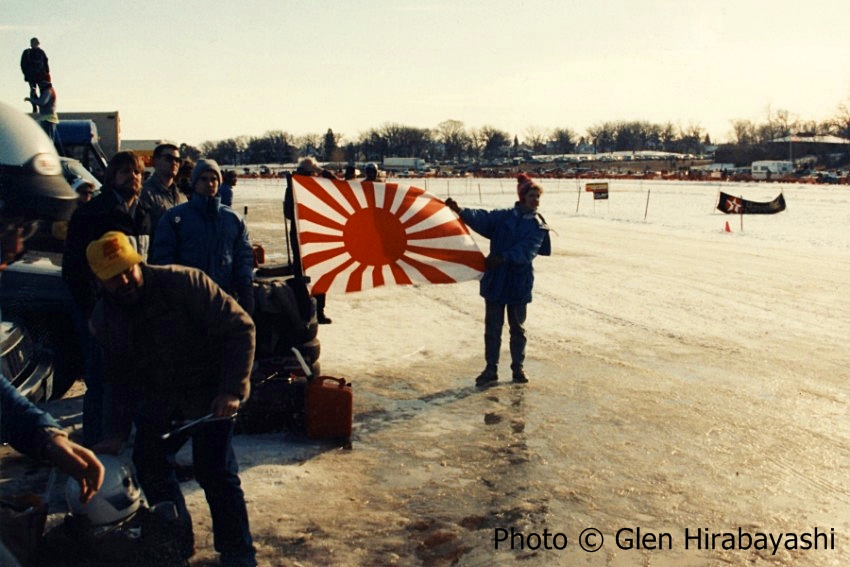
291;175;485;294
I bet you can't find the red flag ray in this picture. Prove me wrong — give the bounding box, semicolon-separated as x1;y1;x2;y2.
406;219;473;241
406;246;487;271
397;256;458;284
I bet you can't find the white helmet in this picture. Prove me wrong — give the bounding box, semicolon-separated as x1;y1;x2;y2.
0;101;78;221
65;454;143;526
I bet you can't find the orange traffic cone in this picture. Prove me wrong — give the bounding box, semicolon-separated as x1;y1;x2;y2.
724;221;731;233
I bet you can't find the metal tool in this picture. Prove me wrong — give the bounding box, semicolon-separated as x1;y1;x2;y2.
291;346;314;378
160;412;237;441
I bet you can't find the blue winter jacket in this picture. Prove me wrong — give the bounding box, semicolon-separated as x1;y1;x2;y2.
460;202;548;305
149;194;253;295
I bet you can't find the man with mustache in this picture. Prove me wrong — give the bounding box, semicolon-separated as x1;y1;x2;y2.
62;151;153;447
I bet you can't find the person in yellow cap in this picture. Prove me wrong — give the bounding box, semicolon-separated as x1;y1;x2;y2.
86;231;258;567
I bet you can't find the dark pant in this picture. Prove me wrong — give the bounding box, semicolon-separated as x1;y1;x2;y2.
133;410;255;560
71;305;105;447
484;301;528;370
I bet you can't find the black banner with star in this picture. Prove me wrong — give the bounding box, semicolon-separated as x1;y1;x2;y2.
716;191;786;215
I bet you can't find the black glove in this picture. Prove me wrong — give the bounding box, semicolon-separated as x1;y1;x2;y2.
445;198;461;214
485;254;504;270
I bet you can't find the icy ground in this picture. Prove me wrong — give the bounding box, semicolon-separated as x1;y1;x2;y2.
3;176;850;566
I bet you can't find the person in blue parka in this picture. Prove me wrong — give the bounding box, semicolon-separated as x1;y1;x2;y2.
446;173;550;387
149;159;255;316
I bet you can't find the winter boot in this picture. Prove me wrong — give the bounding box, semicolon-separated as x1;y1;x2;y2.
475;365;499;388
511;366;528;384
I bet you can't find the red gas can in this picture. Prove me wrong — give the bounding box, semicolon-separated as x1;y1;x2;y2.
305;376;352;439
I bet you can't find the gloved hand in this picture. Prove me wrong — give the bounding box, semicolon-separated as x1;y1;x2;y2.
485;254;504;270
444;198;461;214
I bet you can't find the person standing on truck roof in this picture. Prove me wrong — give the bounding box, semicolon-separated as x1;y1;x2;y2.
140;143;186;241
20;37;49;112
86;230;258;567
62;151;153;447
149;159;255;316
25;79;59;148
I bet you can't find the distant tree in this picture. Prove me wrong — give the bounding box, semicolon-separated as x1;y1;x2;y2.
245;130;295;164
200;137;248;165
180;143;201;162
357;128;388;162
730;119;757;146
677;123;704;155
587;122;615;153
296;133;323;159
322;128;338;162
377;123;432;158
831;99;850;138
549;128;576;154
523;126;549;153
479;126;511;160
659;122;677;152
435;119;469;162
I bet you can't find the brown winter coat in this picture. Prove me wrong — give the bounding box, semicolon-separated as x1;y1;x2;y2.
90;263;255;430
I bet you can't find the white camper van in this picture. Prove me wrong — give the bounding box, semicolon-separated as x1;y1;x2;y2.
751;160;793;180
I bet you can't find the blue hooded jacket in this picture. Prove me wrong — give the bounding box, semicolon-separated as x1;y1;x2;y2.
460;202;548;305
149;194;253;295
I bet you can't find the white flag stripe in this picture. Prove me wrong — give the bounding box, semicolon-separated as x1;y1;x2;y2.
298;218;342;238
299;197;350;226
402;251;485;278
405;210;465;235
397;193;431;225
394;256;470;282
404;235;480;250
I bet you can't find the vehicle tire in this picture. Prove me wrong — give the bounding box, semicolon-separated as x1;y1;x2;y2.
23;316;83;400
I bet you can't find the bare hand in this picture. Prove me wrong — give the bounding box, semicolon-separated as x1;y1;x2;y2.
48;436;105;503
211;393;241;418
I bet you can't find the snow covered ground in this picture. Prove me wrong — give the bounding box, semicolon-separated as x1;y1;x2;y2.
211;176;850;566
6;176;850;566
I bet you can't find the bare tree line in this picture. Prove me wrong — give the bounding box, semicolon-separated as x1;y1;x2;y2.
191;104;850;166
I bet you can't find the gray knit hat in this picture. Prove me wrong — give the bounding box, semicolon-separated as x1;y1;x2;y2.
190;158;222;187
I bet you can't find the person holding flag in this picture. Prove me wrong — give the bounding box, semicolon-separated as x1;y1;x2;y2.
445;174;550;387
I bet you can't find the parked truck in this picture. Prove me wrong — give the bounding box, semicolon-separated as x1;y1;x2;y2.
57;111;120;159
56;120;110;181
382;157;428;173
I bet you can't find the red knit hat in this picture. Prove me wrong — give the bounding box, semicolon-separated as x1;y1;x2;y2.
517;174;540;198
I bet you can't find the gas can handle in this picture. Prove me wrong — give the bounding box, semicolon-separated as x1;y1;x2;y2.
316;376;347;388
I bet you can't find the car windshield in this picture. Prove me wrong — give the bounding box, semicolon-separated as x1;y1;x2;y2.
61;158;102;192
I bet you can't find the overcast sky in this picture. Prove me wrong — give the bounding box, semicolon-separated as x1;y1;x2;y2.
2;0;849;147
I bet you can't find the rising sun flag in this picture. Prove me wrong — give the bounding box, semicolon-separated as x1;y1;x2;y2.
291;175;486;294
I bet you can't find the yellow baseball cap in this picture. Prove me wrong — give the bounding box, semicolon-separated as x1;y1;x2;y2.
86;231;143;281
